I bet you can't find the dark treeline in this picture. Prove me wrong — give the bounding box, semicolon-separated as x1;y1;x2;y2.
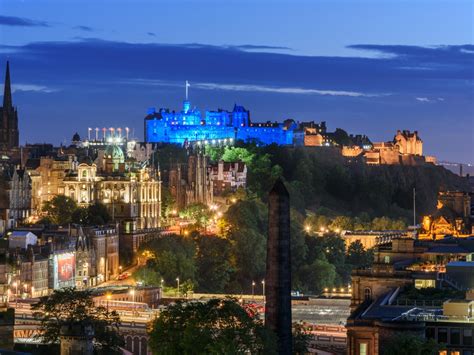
208;143;468;221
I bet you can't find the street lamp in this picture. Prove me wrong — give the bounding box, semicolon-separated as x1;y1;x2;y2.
31;286;35;298
261;280;265;304
176;277;180;297
252;281;255;301
12;282;18;307
161;279;164;289
106;293;111;312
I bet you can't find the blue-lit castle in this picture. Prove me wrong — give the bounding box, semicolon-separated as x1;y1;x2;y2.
144;99;294;146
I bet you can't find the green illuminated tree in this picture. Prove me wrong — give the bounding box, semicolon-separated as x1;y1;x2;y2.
346;240;374;269
149;298;276;354
42;195;78;225
31;287;122;353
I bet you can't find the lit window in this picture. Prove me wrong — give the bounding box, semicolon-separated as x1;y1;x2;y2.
359;343;367;355
364;288;372;301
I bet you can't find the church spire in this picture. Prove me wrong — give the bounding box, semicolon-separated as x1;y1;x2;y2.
3;61;12;109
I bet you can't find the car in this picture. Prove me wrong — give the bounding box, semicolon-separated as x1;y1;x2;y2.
117;272;130;280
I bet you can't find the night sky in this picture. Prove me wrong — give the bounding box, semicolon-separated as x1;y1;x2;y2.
0;0;473;163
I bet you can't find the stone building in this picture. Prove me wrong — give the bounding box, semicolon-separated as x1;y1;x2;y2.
0;166;31;232
28;155;75;214
420;191;472;239
208;160;247;196
74;227;96;288
62;144;161;232
394;130;423;156
168;152;213;209
60;323;94;355
347;236;474;354
358;130;426;165
85;225;119;283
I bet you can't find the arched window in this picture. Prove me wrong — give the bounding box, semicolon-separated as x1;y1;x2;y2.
141;338;148;355
364;287;372;301
133;337;140;355
126;336;133;351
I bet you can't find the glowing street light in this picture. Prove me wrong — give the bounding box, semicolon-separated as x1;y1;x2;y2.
304;225;311;233
176;277;180;297
106;293;112;311
252;281;256;300
12;282;18;307
261;280;265;304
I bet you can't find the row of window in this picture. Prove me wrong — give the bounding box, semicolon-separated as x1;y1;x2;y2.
426;327;473;346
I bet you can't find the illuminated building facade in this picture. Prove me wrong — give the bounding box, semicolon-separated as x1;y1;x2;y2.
0;167;31;231
208;160;247;196
28;156;75;215
420;191;473;239
145;101;294;145
62;144;162;232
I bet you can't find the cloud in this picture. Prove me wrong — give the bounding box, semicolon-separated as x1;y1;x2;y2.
126;78;384;97
0;15;50;27
74;25;94;32
415;97;431;102
415;97;445;103
231;44;292;51
192;82;384;97
147;32;157;37
12;84;57;93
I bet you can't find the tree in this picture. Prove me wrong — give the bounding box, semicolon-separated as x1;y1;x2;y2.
149;298;275;354
299;257;337;294
31;287;122;353
42;195;78;225
85;202;111;225
133;265;163;287
329;216;354;232
140;234;197;286
194;234;234;293
382;333;445;355
180;203;212;231
292;323;311;355
346;240;374;269
71;203;111;226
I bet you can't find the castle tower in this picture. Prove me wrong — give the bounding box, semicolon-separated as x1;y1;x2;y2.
0;61;19;151
265;178;292;354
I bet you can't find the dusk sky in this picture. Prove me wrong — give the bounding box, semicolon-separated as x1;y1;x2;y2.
0;0;473;163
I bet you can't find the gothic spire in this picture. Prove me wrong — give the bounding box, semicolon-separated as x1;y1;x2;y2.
3;61;12;109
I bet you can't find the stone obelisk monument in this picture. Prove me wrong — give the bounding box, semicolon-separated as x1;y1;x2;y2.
265;178;292;354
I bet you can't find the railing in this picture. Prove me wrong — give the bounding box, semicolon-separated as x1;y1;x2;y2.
394;299;444;307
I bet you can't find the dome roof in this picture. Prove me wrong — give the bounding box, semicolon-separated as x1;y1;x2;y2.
104;144;125;162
